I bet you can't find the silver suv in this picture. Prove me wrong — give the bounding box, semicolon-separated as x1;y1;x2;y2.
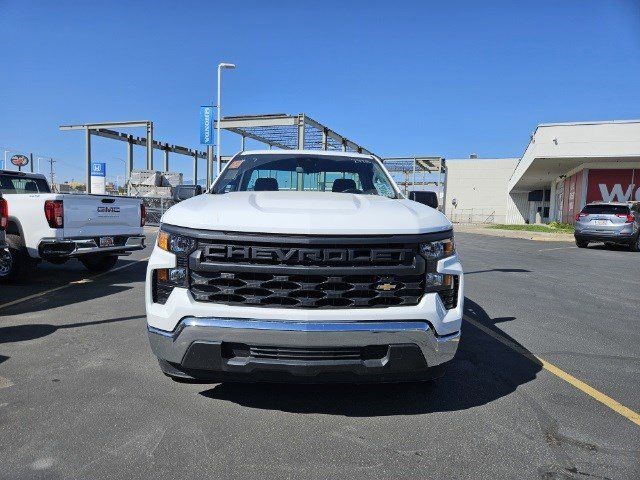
574;202;640;251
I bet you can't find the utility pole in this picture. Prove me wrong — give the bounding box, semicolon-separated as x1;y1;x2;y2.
48;158;57;192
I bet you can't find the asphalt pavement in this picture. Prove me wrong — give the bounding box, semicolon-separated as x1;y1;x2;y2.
0;230;638;479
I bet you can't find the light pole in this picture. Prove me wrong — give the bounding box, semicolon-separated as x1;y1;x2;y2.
216;62;236;177
36;157;47;174
113;157;127;195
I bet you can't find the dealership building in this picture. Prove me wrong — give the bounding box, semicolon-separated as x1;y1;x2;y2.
444;120;640;224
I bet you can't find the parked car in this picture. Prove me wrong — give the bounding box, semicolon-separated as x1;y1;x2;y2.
172;184;203;202
0;170;147;282
574;202;640;251
146;150;463;383
408;190;439;209
0;193;9;278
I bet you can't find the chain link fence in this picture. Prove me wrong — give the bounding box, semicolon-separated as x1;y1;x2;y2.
139;197;176;226
448;209;505;224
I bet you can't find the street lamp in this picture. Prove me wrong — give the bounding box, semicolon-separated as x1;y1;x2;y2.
113;157;127;195
216;62;236;178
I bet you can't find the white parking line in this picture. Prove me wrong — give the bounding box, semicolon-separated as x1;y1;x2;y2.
538;246;578;252
0;257;149;312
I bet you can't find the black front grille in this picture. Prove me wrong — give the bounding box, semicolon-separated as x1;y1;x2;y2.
189;270;425;309
161;226;457;310
222;343;388;361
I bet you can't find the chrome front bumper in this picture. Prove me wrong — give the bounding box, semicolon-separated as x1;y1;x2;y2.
148;317;460;381
39;236;145;258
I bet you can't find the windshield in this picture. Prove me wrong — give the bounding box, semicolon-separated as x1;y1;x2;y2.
212;154;398;198
582;204;630;215
0;174;51;194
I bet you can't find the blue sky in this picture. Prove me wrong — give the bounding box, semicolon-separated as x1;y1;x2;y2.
1;0;639;184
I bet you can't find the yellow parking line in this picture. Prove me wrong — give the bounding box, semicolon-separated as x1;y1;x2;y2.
0;257;149;312
464;315;640;427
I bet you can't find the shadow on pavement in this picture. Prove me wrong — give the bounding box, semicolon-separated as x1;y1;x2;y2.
587;243;634;252
199;298;542;416
0;315;146;345
0;259;146;316
464;268;531;275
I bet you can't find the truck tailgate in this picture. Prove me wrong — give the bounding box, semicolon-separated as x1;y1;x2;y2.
63;195;142;238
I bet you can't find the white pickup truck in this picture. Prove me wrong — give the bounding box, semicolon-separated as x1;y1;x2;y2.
146;150;463;383
0;170;146;282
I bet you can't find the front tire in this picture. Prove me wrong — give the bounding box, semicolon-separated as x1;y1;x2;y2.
575;238;589;248
79;254;118;272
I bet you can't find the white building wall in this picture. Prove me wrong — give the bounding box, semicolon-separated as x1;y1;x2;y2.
444;158;518;224
505;192;529;224
509;120;640;192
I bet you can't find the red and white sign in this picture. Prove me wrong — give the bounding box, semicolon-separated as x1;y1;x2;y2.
10;154;29;167
561;168;638;223
586;169;639;203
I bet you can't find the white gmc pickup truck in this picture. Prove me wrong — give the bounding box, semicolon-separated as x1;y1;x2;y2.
146;151;463;383
0;170;146;282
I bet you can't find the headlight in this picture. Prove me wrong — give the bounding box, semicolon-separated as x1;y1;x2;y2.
420;238;455;260
157;229;196;255
153;229;195;305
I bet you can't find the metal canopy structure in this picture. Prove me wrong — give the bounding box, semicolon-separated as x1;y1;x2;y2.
216;114;376;156
382;156;447;202
60;121;208;193
216;115;447;204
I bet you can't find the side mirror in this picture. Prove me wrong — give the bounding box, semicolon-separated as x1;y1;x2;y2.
409;191;438;209
172;185;202;202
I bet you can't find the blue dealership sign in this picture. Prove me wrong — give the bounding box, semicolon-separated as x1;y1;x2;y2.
200;105;215;145
91;162;106;177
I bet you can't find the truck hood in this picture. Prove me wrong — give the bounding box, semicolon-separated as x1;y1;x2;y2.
161;191;452;235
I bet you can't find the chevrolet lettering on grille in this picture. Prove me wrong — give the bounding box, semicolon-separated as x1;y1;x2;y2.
202;244;414;264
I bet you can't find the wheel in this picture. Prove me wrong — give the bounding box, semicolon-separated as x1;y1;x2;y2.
79;254;118;272
630;234;640;252
0;247;12;282
0;234;33;283
575;239;589;248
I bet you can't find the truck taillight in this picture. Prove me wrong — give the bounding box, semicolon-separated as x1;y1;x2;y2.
0;198;8;230
575;212;588;221
44;200;64;228
140;204;147;227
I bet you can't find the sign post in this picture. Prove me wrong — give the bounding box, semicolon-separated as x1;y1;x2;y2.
90;162;106;195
